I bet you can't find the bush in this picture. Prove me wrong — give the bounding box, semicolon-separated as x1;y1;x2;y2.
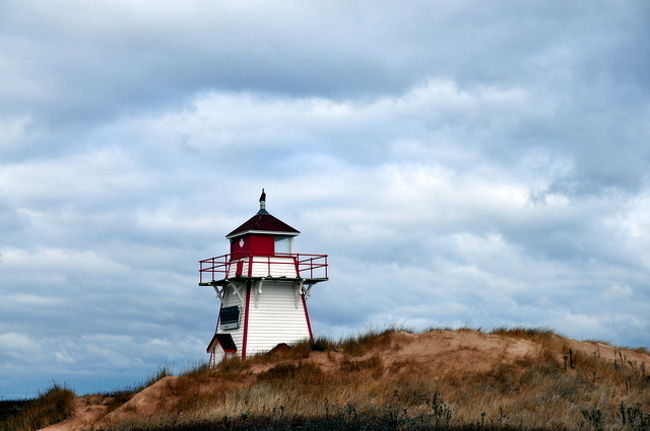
0;383;75;431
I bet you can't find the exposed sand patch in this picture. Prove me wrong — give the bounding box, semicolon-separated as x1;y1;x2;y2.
39;396;108;431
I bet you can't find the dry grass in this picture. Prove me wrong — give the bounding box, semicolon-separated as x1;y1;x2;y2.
155;327;648;431
103;416;563;431
489;327;560;348
18;327;650;431
0;383;75;431
336;326;407;356
100;366;173;416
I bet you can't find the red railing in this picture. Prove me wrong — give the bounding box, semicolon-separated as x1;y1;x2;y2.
199;253;328;284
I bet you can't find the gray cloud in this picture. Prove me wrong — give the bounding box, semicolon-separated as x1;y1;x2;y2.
2;2;647;123
0;0;649;398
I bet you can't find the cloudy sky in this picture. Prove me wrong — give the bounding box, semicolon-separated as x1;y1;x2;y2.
1;0;649;398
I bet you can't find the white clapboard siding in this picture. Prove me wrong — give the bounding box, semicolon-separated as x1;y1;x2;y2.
213;343;225;364
226;257;298;278
215;283;246;356
226;260;239;278
246;280;310;355
251;257;297;278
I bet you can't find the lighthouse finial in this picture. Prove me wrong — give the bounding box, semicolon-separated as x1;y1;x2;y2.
258;188;268;214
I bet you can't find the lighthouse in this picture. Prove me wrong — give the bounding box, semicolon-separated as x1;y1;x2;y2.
199;191;328;365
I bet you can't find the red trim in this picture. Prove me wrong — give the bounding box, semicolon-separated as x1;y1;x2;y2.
198;253;328;284
293;256;300;277
241;281;252;358
301;293;314;341
206;333;237;353
271;343;290;352
230;234;274;257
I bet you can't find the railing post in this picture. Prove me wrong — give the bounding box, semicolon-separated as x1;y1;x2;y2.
294;253;300;278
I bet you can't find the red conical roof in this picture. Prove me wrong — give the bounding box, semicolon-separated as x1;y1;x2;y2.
226;211;300;239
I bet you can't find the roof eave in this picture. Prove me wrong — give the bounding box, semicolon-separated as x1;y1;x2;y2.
206;334;219;353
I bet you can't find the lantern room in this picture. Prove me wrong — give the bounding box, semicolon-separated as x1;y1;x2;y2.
226;198;299;259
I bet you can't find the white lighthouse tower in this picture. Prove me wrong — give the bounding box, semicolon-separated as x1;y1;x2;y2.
199;190;328;365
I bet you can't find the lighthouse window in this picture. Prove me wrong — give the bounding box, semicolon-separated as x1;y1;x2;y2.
219;306;240;330
275;236;292;254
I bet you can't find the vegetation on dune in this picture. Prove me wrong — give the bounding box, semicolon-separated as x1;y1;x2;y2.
102;366;173;415
0;400;31;423
107;415;569;431
0;383;75;431
489;327;557;341
0;367;173;431
3;327;649;431
108;327;648;431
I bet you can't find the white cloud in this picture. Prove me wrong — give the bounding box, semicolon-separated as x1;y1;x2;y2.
0;247;128;277
0;332;40;359
5;294;64;306
0;149;148;203
603;284;633;299
55;350;76;364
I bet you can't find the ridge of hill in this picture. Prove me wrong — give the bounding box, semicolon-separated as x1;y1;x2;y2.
4;327;649;431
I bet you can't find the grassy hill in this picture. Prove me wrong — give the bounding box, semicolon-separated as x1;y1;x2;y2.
3;327;649;431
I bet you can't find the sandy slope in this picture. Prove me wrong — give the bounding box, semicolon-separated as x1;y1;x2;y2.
38;396;108;431
39;330;650;431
